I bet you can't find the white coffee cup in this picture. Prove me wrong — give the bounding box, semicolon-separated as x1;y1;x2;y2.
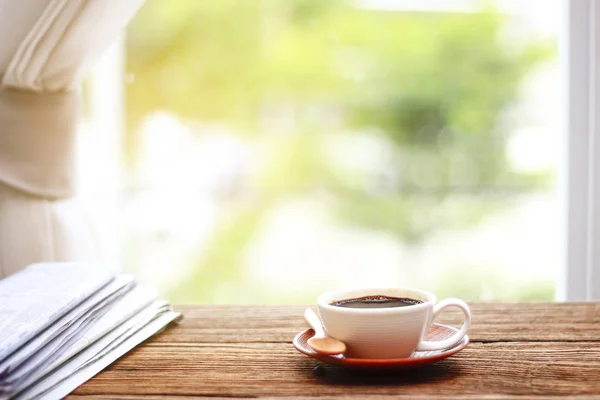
317;287;471;359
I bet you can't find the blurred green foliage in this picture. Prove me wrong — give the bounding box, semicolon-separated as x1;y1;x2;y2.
126;0;554;303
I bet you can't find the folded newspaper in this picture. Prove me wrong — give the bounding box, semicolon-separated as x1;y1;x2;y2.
0;263;182;400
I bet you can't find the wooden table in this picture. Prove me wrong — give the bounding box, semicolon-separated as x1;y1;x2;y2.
69;303;600;399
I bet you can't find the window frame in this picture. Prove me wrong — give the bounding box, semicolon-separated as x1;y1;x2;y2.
80;37;126;266
561;0;600;300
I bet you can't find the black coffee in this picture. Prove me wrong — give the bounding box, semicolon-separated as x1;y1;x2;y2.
331;295;423;309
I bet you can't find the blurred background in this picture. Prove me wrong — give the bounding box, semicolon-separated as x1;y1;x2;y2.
79;0;561;303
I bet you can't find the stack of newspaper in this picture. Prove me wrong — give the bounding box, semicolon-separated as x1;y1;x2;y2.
0;263;182;400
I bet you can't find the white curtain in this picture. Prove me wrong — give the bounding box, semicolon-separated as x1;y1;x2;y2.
0;0;145;278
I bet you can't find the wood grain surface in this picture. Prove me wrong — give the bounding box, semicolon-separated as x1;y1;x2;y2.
68;303;600;399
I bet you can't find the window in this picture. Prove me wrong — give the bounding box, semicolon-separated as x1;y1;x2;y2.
81;0;568;303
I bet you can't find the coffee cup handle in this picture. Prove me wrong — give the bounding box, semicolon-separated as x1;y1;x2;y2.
415;298;471;352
